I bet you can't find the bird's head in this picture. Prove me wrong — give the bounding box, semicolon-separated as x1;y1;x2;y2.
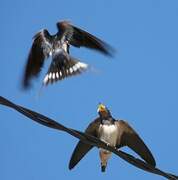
97;103;111;119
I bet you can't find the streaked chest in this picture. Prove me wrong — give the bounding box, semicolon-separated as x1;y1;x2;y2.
52;40;68;53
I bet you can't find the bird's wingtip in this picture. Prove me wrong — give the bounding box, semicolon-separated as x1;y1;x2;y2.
68;162;75;170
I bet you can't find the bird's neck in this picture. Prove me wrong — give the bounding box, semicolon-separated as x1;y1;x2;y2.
100;115;115;125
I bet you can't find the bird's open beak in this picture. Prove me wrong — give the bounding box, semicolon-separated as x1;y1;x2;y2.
97;103;107;113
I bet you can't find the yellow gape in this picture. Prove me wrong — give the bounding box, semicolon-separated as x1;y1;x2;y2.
97;103;107;113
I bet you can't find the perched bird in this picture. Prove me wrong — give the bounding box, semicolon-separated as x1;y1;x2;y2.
0;96;178;179
69;103;156;172
22;21;114;88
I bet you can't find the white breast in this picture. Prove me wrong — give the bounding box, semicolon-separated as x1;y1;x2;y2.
99;124;118;147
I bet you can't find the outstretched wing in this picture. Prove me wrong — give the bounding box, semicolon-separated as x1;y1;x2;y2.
43;51;88;85
57;21;114;56
69;118;101;170
23;29;53;88
116;120;156;167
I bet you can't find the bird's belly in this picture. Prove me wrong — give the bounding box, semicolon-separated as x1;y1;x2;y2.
99;124;118;147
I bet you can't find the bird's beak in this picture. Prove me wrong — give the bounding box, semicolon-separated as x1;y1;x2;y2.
97;103;107;113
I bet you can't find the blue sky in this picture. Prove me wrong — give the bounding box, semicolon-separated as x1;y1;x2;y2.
0;0;178;179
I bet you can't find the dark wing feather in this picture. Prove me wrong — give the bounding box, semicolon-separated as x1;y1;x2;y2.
57;21;114;56
69;118;101;170
22;29;53;88
0;96;177;179
43;51;88;86
116;120;156;167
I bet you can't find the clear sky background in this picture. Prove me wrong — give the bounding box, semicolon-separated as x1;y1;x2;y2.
0;0;178;179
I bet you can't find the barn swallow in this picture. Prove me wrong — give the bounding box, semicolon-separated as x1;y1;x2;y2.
69;103;156;172
0;96;177;179
22;21;114;88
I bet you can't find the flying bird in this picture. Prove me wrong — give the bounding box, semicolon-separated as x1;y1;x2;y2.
69;103;156;172
22;21;114;88
0;96;177;179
